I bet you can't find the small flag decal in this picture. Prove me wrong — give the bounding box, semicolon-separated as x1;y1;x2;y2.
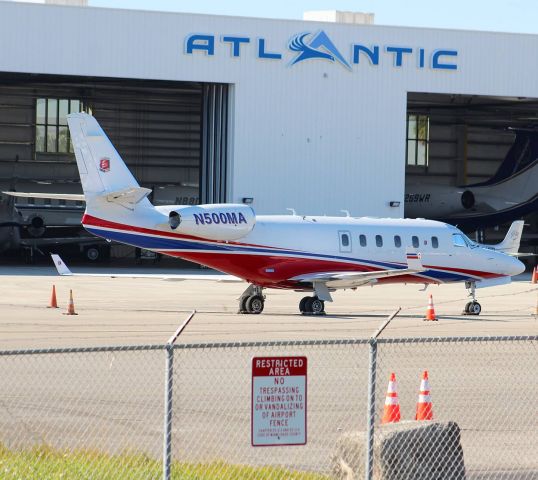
99;157;110;172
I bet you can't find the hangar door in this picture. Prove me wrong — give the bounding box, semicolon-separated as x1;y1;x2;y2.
0;74;230;207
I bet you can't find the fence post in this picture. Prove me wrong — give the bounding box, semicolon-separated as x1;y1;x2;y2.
365;337;377;480
162;310;196;480
163;344;174;480
365;308;400;480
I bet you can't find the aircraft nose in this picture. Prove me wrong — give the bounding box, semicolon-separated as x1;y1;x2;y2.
507;255;525;276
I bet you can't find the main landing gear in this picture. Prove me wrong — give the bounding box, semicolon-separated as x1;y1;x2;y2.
299;296;326;315
238;285;265;314
463;281;481;315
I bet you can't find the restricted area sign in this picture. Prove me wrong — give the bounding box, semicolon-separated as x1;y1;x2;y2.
251;356;307;447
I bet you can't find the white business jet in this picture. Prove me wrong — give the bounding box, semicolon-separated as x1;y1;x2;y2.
54;113;524;315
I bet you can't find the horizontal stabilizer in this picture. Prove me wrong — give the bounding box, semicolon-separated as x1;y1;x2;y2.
105;187;152;210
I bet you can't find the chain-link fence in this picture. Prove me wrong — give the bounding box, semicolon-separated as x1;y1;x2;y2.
0;336;536;479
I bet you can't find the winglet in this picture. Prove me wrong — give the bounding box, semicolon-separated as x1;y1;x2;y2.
51;254;73;276
406;250;423;271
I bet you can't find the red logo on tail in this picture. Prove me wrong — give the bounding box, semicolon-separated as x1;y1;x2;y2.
99;158;110;172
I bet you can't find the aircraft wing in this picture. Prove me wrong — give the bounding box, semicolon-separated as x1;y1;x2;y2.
20;237;102;247
50;254;242;282
290;252;425;289
2;192;86;202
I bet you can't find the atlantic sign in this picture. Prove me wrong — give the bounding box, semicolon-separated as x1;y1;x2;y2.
185;30;458;71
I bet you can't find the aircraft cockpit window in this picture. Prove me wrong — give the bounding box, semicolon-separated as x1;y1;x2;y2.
452;234;467;248
463;234;479;248
359;234;367;247
412;236;419;248
431;236;439;248
394;235;401;248
376;235;383;247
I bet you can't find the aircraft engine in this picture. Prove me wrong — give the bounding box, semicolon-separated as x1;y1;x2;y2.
461;190;475;209
168;204;255;241
28;215;46;237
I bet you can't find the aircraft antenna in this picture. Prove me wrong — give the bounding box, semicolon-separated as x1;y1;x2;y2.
341;210;351;217
286;208;297;216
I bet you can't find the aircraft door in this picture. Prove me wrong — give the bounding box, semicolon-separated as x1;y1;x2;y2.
338;230;352;253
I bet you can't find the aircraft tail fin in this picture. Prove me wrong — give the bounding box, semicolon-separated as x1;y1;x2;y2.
66;113;151;210
492;220;524;255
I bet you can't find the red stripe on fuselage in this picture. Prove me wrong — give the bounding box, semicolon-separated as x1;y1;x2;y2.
159;251;383;287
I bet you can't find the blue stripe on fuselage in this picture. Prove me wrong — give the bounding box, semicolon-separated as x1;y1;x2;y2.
86;226;404;269
86;226;473;282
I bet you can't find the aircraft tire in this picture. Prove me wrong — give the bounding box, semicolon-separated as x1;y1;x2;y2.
299;296;310;313
306;297;325;315
246;295;264;314
464;301;472;314
85;246;100;262
239;296;249;313
469;301;481;315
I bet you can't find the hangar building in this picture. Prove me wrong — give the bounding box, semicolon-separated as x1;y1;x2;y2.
0;1;537;259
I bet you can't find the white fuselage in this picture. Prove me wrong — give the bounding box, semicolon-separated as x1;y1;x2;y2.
82;205;524;289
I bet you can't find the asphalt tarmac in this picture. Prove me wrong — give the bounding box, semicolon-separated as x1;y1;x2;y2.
0;266;536;348
0;266;536;478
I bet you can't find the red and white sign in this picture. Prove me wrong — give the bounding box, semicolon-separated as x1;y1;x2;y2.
99;157;110;172
251;356;307;447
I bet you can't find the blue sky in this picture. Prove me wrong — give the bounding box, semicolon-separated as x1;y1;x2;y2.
88;0;538;34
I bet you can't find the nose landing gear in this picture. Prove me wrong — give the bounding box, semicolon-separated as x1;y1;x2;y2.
463;281;481;315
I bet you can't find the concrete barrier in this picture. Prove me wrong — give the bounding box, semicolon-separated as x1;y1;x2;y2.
331;421;466;480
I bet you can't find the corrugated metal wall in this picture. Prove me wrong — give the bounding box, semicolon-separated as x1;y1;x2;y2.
407;125;514;186
0;74;203;206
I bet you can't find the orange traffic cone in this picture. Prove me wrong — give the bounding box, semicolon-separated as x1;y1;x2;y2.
381;373;401;424
63;289;78;316
424;294;438;321
47;285;59;309
415;370;433;420
531;266;537;284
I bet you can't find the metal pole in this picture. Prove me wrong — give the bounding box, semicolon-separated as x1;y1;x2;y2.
365;338;377;480
365;308;400;480
163;344;174;480
163;310;196;480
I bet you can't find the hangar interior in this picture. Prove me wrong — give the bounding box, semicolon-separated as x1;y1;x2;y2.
405;92;538;249
0;73;230;261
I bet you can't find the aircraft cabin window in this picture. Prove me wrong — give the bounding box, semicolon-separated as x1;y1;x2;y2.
339;231;352;253
412;236;419;248
394;235;401;248
376;235;383;247
359;234;367;247
431;236;439;248
452;234;467;248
